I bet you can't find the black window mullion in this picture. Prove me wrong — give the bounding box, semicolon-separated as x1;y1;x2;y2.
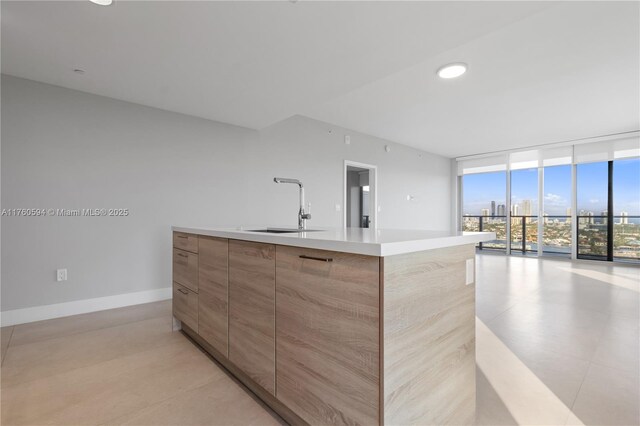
607;161;614;262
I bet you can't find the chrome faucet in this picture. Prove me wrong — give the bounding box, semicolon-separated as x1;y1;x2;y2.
273;177;311;230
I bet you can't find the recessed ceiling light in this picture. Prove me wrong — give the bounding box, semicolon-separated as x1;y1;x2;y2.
437;63;467;79
90;0;113;5
73;69;86;75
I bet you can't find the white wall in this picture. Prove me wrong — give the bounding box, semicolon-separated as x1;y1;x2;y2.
1;75;452;316
244;115;452;230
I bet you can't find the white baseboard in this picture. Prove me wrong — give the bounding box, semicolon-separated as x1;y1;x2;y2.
0;287;172;327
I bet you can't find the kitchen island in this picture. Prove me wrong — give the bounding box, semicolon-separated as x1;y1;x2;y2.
171;226;495;426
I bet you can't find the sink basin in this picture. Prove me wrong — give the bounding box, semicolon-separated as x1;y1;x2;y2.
247;228;321;234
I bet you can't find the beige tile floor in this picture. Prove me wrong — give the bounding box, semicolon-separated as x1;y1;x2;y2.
476;254;639;426
1;255;638;425
1;301;283;426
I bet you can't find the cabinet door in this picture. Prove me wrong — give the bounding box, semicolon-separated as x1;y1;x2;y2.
228;240;276;395
198;236;229;356
275;245;380;425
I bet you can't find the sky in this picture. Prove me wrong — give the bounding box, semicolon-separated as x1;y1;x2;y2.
463;158;639;216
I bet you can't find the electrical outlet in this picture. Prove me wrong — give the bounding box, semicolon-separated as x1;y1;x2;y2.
56;268;67;282
465;259;474;285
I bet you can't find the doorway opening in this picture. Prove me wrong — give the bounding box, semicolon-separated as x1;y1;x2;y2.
344;161;377;229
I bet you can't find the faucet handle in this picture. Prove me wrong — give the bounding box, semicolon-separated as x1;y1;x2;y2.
302;202;312;220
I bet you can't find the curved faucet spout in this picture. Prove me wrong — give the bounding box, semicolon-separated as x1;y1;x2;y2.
273;177;302;187
273;177;311;230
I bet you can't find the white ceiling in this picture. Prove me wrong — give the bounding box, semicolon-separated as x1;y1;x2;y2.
2;1;638;158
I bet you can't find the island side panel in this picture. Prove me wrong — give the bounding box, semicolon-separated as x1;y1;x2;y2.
382;244;476;426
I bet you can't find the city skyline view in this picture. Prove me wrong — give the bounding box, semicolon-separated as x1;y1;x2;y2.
462;158;639;261
463;159;639;217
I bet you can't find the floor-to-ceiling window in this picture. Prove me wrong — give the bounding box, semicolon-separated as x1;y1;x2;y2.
612;158;639;261
458;135;639;264
576;158;640;262
510;168;538;255
541;165;572;256
577;161;609;260
462;171;507;251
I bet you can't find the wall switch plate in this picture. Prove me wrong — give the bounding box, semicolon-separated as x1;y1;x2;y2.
344;135;351;145
465;259;474;285
56;268;67;282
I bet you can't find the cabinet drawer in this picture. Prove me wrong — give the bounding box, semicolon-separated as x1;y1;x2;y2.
173;282;198;332
173;232;198;254
173;248;198;292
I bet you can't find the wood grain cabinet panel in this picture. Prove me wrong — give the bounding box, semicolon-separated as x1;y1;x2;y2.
275;245;380;425
173;248;198;293
198;236;229;356
382;244;476;425
228;240;276;395
173;282;198;332
173;232;198;254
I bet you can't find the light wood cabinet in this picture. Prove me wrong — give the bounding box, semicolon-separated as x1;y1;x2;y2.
198;236;229;356
173;228;477;426
173;232;198;254
275;245;380;425
173;248;198;293
382;245;476;425
228;240;276;395
173;282;198;332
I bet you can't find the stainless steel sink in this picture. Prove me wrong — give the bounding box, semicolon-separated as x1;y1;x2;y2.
247;228;321;234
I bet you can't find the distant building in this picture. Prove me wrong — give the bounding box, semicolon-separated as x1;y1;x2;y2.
588;211;594;224
621;211;629;224
566;207;572;223
491;201;496;217
543;213;549;224
601;210;608;225
522;199;533;217
497;204;506;217
511;204;520;216
481;208;490;217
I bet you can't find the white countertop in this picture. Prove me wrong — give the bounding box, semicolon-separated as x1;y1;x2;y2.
172;226;496;257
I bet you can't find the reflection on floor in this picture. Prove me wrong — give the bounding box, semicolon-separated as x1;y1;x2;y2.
476;254;639;426
1;255;638;425
0;301;283;426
